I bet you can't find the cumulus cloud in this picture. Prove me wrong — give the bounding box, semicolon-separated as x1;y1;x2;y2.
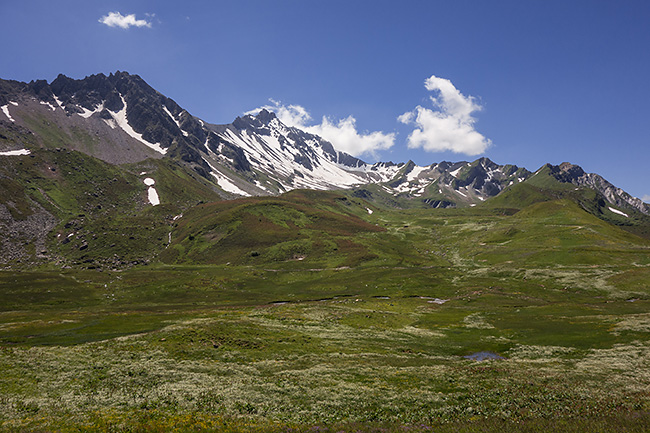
99;11;152;29
642;194;650;203
308;116;395;158
247;100;395;158
399;75;491;155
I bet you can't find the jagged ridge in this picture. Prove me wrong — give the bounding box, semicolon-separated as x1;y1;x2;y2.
1;71;647;216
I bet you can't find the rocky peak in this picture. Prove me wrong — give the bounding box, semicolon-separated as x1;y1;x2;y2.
544;162;649;215
41;72;211;175
553;162;586;182
232;110;279;133
402;160;417;173
255;108;277;124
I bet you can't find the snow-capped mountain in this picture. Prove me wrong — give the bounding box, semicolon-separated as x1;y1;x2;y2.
377;158;532;206
198;110;534;205
1;71;647;215
0;73;402;197
199;109;404;196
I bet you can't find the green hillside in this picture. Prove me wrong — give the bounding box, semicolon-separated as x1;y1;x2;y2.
0;149;221;268
487;167;650;240
161;190;393;267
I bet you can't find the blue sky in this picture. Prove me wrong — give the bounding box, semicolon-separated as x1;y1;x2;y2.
2;1;650;200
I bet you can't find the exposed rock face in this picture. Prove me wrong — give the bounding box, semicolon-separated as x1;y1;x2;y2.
1;72;214;173
547;162;649;215
379;157;532;207
450;157;530;198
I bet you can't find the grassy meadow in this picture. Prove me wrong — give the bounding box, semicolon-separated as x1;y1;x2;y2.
2;194;650;432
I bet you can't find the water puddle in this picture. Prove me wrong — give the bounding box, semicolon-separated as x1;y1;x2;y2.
463;351;505;361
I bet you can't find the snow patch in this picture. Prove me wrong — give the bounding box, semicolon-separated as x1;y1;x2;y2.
9;101;18;106
212;172;251;196
204;159;251;196
366;208;374;215
254;180;270;192
0;149;30;156
450;167;462;178
77;102;104;119
40;101;57;111
608;207;629;218
163;105;188;137
53;95;65;110
162;105;176;123
1;105;15;122
147;187;160;206
111;96;167;154
142;178;159;205
406;165;426;182
78;107;94;118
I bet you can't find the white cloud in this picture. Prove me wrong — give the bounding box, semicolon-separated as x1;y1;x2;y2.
642;194;650;203
399;75;491;155
99;12;152;29
247;100;395;158
308;116;395;158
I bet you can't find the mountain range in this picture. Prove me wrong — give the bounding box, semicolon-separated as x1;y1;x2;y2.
1;71;649;268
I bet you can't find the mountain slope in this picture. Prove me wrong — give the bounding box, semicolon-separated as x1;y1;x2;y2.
0;148;221;268
486;163;650;239
351;157;532;209
538;162;649;215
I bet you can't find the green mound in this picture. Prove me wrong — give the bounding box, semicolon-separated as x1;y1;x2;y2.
161;190;386;267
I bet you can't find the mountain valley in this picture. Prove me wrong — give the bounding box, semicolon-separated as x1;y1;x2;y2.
1;72;650;432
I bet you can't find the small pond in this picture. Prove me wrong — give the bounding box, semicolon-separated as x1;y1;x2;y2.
463;351;505;361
